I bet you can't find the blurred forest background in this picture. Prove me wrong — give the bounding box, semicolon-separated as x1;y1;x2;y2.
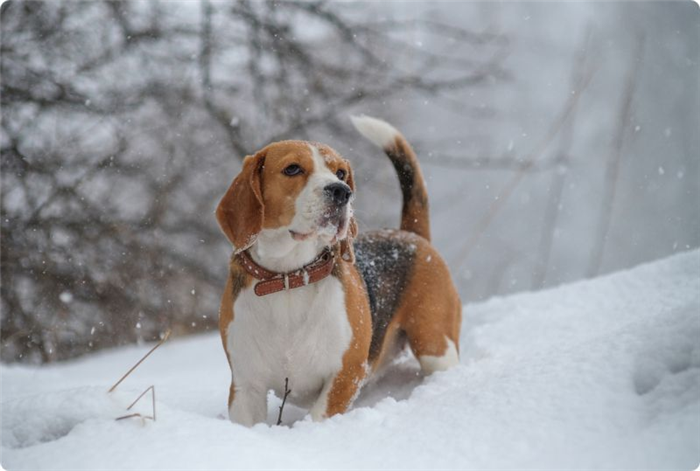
1;1;698;363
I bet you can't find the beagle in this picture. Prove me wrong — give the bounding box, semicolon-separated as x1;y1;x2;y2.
216;116;461;426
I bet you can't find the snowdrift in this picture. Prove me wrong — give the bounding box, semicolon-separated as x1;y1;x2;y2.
2;250;699;470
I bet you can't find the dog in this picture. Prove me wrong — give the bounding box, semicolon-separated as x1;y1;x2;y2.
216;116;461;426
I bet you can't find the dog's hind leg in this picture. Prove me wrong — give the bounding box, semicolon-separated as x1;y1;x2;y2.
414;336;460;374
398;245;462;375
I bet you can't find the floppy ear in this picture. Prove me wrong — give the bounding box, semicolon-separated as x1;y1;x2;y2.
216;151;266;253
340;161;358;263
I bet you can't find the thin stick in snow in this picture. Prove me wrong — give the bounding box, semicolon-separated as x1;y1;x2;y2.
131;385;156;419
107;330;171;393
115;386;156;422
276;377;292;426
115;413;144;421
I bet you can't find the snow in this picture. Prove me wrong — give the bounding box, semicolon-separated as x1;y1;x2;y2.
58;291;73;304
2;250;699;470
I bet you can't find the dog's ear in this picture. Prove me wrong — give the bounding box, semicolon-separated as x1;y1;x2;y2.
340;161;358;263
216;150;266;253
344;159;356;194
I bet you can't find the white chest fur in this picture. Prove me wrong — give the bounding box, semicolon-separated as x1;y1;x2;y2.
226;275;352;408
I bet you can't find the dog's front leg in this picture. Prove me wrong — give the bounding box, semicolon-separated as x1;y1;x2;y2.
309;360;367;421
228;382;267;426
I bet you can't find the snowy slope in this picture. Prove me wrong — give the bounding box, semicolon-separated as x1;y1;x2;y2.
2;250;699;470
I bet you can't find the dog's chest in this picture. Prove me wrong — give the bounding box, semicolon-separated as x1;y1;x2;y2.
227;276;352;404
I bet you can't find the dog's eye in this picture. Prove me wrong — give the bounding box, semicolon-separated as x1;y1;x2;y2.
283;164;303;176
336;169;346;180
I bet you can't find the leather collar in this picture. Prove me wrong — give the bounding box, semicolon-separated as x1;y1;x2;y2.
236;248;335;297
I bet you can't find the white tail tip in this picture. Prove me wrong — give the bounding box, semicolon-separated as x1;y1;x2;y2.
350;115;399;150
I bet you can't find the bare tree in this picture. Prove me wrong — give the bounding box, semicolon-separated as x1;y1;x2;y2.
531;28;595;290
587;35;646;277
452;52;597;272
1;1;507;363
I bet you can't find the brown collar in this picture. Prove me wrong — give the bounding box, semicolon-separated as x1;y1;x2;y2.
236;248;335;297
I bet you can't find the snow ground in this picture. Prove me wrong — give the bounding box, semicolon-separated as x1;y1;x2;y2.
2;251;699;470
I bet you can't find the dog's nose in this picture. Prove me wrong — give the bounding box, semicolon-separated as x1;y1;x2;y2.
324;182;352;207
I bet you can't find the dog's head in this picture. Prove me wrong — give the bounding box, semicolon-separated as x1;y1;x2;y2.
216;140;357;262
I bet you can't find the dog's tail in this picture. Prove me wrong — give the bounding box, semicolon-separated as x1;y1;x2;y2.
351;115;431;241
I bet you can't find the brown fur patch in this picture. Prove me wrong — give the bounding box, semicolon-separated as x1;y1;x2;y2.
367;315;406;373
219;259;253;408
258;141;316;229
324;257;372;417
395;237;461;359
216;151;266;252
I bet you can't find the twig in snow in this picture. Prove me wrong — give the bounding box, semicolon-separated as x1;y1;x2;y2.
276;377;292;426
115;413;146;421
115;385;156;422
108;330;171;393
129;385;156;420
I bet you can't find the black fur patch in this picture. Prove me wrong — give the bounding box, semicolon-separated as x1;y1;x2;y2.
354;230;417;360
387;149;416;206
386;147;428;218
